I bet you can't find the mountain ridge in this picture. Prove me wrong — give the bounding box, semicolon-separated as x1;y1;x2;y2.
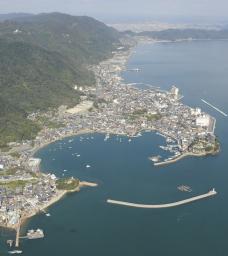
0;12;121;147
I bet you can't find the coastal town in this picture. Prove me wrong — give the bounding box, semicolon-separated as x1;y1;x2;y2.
0;41;219;247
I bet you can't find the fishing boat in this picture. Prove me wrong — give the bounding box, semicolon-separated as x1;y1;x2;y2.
149;155;161;162
8;251;22;254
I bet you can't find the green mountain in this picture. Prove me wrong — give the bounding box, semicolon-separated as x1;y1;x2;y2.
0;13;120;147
0;12;120;65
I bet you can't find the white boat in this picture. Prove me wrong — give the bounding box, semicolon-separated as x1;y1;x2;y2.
27;229;44;239
76;154;80;157
45;213;51;217
8;251;22;254
86;165;91;168
149;155;161;162
104;134;110;141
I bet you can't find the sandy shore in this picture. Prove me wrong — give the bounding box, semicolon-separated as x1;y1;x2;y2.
32;128;93;157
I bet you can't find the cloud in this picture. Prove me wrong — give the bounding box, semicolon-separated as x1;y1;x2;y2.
0;0;227;21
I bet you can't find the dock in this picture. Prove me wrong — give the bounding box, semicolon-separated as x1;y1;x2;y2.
201;99;227;117
15;220;21;247
154;153;188;166
107;189;217;209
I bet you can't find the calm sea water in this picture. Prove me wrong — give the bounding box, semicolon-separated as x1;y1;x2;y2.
1;41;228;255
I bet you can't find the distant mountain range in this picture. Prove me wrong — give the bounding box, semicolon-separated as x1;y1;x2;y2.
0;13;34;21
137;28;228;40
0;12;120;146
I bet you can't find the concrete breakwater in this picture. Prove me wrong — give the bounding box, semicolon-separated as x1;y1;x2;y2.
107;189;217;209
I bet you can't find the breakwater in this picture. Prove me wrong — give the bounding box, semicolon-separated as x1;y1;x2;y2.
107;189;217;209
201;99;228;117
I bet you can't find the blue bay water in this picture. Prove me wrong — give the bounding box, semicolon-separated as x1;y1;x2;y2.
1;40;228;255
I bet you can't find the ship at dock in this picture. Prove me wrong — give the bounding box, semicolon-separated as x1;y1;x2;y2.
27;229;44;239
8;250;22;254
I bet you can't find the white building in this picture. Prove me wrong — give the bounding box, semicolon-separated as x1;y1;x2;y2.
27;158;41;172
191;108;202;116
170;86;179;99
196;115;210;127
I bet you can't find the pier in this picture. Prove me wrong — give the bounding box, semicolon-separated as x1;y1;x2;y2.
107;189;217;209
201;99;228;117
15;220;21;247
154;152;189;166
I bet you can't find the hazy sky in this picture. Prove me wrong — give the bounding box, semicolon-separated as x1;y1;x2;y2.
0;0;228;23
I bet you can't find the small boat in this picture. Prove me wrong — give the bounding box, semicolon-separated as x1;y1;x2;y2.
177;185;192;192
86;165;91;168
76;154;81;157
45;213;51;217
8;251;22;254
104;134;110;141
149;155;161;162
63;169;68;172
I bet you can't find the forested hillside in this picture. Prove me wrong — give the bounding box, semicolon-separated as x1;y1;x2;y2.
0;13;120;147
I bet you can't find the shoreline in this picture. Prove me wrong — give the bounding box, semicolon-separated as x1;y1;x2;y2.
0;39;219;235
31;128;93;158
2;180;98;231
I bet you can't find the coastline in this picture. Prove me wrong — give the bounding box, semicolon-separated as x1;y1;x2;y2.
3;180;98;231
32;128;93;158
0;38;220;235
154;150;220;166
